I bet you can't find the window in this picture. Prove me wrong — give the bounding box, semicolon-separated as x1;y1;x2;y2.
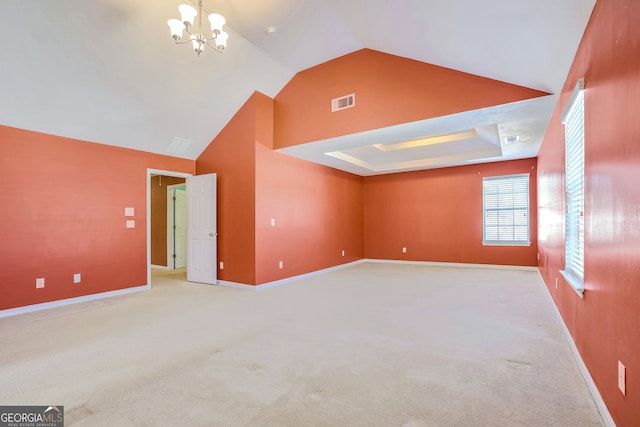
561;79;585;296
483;174;530;245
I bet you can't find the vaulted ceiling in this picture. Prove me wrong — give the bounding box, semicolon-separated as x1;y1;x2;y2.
0;0;596;174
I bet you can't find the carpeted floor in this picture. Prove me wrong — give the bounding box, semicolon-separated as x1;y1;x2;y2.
0;262;603;426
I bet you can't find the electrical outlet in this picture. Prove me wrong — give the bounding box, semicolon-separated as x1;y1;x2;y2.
74;273;81;284
341;249;345;257
402;247;407;253
279;261;283;269
36;278;45;289
555;277;558;289
270;218;275;227
618;361;626;395
219;261;224;270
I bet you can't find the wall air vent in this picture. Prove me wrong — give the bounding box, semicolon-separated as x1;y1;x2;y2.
331;93;355;112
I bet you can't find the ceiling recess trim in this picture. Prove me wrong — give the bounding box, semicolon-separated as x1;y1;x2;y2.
373;130;479;151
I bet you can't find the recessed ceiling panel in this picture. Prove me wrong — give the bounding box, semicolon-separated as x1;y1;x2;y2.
327;127;502;172
282;96;555;176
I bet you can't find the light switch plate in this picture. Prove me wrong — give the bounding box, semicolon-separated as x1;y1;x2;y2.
125;207;135;217
126;220;135;228
36;278;45;288
74;273;81;284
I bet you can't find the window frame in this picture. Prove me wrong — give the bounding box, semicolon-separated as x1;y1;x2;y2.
560;78;586;297
482;173;531;247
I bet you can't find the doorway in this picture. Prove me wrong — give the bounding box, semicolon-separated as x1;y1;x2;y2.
167;184;187;269
150;174;186;268
147;169;218;287
147;169;191;286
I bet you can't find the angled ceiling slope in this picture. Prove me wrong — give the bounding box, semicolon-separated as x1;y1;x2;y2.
0;0;595;167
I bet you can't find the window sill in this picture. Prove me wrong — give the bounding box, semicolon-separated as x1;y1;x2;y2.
560;270;584;298
482;241;532;247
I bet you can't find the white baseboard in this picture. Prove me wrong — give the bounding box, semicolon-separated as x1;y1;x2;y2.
363;258;538;272
218;259;535;290
0;260;537;318
218;260;366;290
535;271;615;427
0;285;150;318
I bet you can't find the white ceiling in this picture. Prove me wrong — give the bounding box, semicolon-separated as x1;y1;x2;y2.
0;0;596;174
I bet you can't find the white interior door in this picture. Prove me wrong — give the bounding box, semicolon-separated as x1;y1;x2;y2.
187;173;217;284
174;188;187;269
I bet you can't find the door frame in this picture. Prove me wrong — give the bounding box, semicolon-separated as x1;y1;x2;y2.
147;169;192;287
167;183;187;270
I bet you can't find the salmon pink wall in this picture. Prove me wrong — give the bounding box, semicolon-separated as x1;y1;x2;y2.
0;125;193;311
197;92;364;285
364;159;537;266
255;145;364;284
255;91;363;283
196;95;258;285
274;49;549;149
537;0;640;424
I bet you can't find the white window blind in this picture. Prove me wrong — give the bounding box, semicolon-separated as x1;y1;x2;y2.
483;174;530;245
561;79;585;291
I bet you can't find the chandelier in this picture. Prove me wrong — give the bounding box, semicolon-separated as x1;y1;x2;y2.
167;1;229;56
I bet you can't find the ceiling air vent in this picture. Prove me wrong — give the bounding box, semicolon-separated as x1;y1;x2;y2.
331;93;355;112
166;137;193;155
503;135;520;145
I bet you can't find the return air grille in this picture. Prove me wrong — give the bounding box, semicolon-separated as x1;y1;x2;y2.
331;93;355;112
166;137;193;155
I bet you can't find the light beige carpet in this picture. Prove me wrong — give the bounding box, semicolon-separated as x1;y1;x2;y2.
0;262;604;426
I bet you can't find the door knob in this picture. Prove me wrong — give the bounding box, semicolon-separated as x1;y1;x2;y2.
209;233;214;236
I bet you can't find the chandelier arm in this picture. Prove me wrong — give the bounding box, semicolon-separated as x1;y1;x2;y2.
204;40;224;54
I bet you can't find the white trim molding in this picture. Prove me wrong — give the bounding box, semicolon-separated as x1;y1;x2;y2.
363;258;539;271
0;285;150;318
536;271;615;427
560;269;585;298
218;260;366;290
2;260;540;316
218;259;537;290
562;78;586;124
